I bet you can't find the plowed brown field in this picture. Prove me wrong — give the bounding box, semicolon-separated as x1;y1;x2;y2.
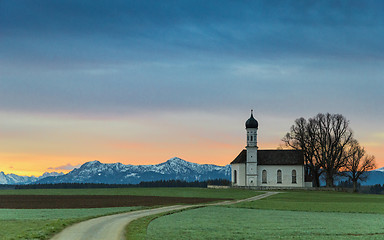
0;195;230;209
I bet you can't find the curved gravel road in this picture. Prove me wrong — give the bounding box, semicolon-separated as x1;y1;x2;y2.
51;191;279;240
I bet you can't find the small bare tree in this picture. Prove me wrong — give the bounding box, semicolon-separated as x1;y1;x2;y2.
343;141;376;192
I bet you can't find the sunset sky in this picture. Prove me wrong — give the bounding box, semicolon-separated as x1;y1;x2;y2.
1;0;383;176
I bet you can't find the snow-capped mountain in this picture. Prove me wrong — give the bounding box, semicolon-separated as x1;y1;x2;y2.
37;157;231;184
0;172;36;185
4;158;384;186
0;171;64;185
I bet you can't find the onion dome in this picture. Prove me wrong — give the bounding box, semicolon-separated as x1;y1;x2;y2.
245;110;258;129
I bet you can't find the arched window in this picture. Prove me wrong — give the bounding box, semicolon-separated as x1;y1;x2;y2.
234;170;237;184
292;170;297;184
277;170;282;184
250;136;253;141
262;170;267;184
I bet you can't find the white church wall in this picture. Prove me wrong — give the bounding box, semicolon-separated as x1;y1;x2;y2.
231;164;246;186
257;165;304;187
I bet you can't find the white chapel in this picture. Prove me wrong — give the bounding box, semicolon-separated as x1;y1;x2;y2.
230;111;312;188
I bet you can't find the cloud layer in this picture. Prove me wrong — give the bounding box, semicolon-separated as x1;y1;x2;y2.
1;1;383;117
0;1;383;172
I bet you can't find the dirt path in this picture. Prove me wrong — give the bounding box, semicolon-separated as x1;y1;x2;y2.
50;191;279;240
212;191;279;206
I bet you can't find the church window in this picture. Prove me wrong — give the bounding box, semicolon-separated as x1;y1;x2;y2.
277;170;282;184
234;170;237;184
250;136;253;141
262;170;267;184
292;170;297;184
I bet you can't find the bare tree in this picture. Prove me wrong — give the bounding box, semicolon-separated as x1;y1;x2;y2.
343;141;376;192
282;117;322;187
311;113;354;187
283;113;354;187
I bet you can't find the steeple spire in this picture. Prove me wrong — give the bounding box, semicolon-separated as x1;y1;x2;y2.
245;110;258;129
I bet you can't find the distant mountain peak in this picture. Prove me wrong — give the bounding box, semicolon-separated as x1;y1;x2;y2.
88;160;101;164
165;157;189;164
167;157;184;162
81;160;101;167
372;167;384;172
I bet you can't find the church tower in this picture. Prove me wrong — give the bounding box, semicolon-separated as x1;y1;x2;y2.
245;110;258;186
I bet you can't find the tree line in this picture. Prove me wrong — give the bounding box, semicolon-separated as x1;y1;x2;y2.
283;113;376;192
13;179;231;189
366;184;384;194
337;181;384;194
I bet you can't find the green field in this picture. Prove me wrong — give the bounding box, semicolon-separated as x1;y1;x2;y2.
147;206;384;240
233;191;384;214
143;191;384;240
0;187;257;240
0;207;140;240
0;187;259;199
4;188;382;240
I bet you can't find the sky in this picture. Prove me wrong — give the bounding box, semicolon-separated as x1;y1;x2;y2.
0;0;383;176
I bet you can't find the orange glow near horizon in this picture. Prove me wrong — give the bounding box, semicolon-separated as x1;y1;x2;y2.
1;112;383;176
3;138;382;177
0;142;242;176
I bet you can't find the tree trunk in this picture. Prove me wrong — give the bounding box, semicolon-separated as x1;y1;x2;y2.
312;172;320;187
353;181;358;192
326;175;334;187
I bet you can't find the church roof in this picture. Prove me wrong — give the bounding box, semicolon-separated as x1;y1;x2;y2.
231;149;247;164
230;149;304;165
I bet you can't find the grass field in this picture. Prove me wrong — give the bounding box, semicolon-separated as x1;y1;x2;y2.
8;188;381;240
147;206;384;240
232;191;384;214
143;191;384;240
0;187;258;239
125;207;200;240
0;207;140;240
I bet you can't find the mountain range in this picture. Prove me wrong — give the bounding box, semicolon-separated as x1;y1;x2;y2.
2;158;384;186
0;157;231;185
0;171;64;185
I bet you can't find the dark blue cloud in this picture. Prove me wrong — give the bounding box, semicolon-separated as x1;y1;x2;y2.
2;0;384;64
0;0;383;118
